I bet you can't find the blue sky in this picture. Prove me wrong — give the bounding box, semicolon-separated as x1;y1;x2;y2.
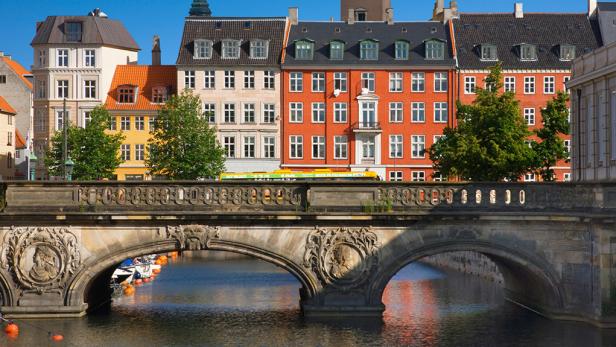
0;0;589;68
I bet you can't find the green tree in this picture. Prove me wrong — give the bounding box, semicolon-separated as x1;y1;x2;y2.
147;92;225;180
45;106;124;180
531;92;570;181
429;63;535;181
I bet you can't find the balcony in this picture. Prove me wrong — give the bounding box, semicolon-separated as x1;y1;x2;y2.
352;121;382;133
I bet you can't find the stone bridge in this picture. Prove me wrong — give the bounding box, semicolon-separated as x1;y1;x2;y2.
0;181;615;327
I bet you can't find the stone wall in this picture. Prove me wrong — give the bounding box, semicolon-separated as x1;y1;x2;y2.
422;252;504;284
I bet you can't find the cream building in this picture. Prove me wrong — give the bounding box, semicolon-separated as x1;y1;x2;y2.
30;9;139;178
0;97;16;180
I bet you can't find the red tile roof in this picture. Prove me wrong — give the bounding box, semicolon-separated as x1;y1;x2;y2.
15;129;26;149
0;96;17;115
105;65;177;111
1;56;32;90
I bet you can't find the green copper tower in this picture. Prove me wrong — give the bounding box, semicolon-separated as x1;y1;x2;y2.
189;0;212;16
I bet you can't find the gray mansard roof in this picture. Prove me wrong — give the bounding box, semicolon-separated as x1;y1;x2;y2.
176;17;287;66
453;13;601;70
283;21;455;67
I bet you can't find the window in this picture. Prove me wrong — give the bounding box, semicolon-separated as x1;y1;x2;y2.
312;72;325;92
55;111;68;131
264;70;275;89
295;40;314;60
412;72;425;92
464;76;476;94
243;103;255;123
544;76;555;94
135;144;145;161
312;136;325;159
7;114;11;126
290;72;303;92
224;103;236;123
263;136;276;158
361;72;375;92
481;44;497;61
389;102;403;123
0;76;5;84
263;104;276;123
433;172;447;182
84;80;96;99
290;102;303;123
524;76;535;94
334;103;347;123
330;41;344;60
6;152;11;169
194;40;213;59
65;22;82;42
121;144;131;161
204;70;215;89
6;132;12;146
148;116;156;130
57;49;68;67
395;41;410;60
152;86;168;104
83;111;91;128
412;171;426;182
390;135;403;158
412;102;425;123
563;173;571;182
560;45;576;61
244;70;255;89
222;40;241;59
38;50;47;67
390;72;403;92
355;9;367;21
359;101;377;128
360;40;379;60
520;44;537;61
611;92;616;161
504;76;516;93
564;139;571;159
243;136;256;158
223;136;236;158
185;70;195;89
362;137;375;160
224;70;235;89
250;40;268;59
109;116;117;131
118;86;136;103
434;102;448;123
84;49;96;67
36;79;46;99
34;109;47;132
312;103;325;123
524;173;536;182
57;80;69;98
204;103;216;123
425;40;445;60
434;72;448;92
389;171;403;182
524;108;535;125
411;135;425;158
334;72;347;92
120;116;131;131
290;135;303;159
135;116;145;131
563;76;571;94
334;136;347;159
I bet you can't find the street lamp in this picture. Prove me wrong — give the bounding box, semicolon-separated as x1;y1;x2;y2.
65;157;74;181
29;152;37;181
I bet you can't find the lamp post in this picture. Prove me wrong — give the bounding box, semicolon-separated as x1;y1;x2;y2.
29;152;37;181
65;157;74;181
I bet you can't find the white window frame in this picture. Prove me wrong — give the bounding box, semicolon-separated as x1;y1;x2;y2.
434;72;448;92
389;72;403;92
389;171;403;182
524;76;536;94
389;102;403;123
290;72;303;92
224;70;235;89
361;72;376;92
412;102;425;123
412;72;425;92
263;136;276;159
243;103;256;123
334;72;348;92
434;102;448;123
290;135;303;159
311;136;325;159
464;76;476;94
312;102;326;123
544;76;555;95
264;70;275;90
83;80;96;99
204;70;215;89
312;72;325;92
389;135;403;159
504;76;516;93
411;135;426;159
194;39;213;59
250;39;269;59
57;49;68;67
334;136;348;159
334;103;348;123
185;70;195;89
524;108;536;126
412;171;426;182
84;49;96;67
243;136;256;158
289;102;303;123
222;40;241;59
244;70;255;89
263;103;276;124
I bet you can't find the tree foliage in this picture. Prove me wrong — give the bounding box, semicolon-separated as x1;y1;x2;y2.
429;63;535;181
147;92;225;180
531;92;570;181
45;106;124;180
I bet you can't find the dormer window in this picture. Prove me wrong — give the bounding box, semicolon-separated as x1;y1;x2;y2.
222;40;241;59
519;44;537;61
117;85;136;104
194;40;213;59
480;44;498;61
360;39;379;60
560;44;576;61
330;41;345;60
355;8;367;22
395;40;410;60
425;39;445;60
295;40;314;60
65;22;82;42
250;40;269;59
151;86;168;104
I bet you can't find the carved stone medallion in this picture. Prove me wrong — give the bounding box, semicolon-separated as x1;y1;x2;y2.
303;227;380;291
165;225;220;250
1;227;81;294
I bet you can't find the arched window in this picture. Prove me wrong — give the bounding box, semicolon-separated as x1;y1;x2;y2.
425;39;445;60
295;40;315;60
395;40;410;60
360;39;379;60
330;40;345;60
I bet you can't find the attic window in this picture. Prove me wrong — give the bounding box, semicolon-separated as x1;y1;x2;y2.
355;8;367;22
402;27;408;33
330;41;345;60
560;45;576;61
194;40;213;59
117;85;136;104
222;39;241;59
480;44;498;61
519;44;537;61
360;39;379;60
395;40;410;60
152;86;168;104
244;21;252;29
65;22;82;42
250;39;269;59
425;39;445;60
335;27;341;33
431;27;438;34
295;40;314;60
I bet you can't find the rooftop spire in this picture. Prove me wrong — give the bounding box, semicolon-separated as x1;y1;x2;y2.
189;0;212;16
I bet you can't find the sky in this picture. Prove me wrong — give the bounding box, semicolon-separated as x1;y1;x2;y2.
0;0;590;68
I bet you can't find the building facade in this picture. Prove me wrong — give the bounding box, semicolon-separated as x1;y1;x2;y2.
340;0;391;22
0;97;16;180
30;9;139;178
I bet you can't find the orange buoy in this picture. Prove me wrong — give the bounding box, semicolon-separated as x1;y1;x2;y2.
4;323;19;335
155;259;163;265
143;278;150;283
153;269;161;274
123;285;135;296
51;334;64;342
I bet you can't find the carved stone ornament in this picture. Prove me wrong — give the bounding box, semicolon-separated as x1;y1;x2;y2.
165;225;220;250
1;227;81;294
303;227;380;291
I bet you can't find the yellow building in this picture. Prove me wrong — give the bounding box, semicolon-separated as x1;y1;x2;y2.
105;65;176;180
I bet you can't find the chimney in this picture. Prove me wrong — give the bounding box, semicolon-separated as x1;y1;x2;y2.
288;7;299;26
514;3;524;18
589;0;597;16
386;8;394;25
433;0;445;20
450;0;458;16
152;35;161;66
348;8;355;25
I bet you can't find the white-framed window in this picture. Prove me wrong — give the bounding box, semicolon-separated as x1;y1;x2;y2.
389;135;403;158
243;136;256;158
411;135;425;158
121;144;131;161
312;72;325;92
312;136;325;159
243;103;255;123
389;72;403;92
250;39;269;59
55;110;68;131
312;102;326;123
290;135;303;159
295;40;314;60
504;76;516;93
563;76;571;94
84;49;96;67
433;135;445;145
224;103;236;123
544;76;555;94
524;173;536;182
560;45;576;61
481;44;498;61
520;44;537;61
425;40;445;60
433;172;447;182
224;70;235;89
389;171;403;182
389;102;403;123
57;49;68;67
564;139;571;159
185;70;195;89
359;101;377;128
263;103;276;124
263;136;276;159
334;136;347;159
412;72;425;92
360;40;379;60
135;116;145;131
290;72;303;92
135;144;145;161
395;41;410;60
223;136;236;158
38;49;47;67
204;70;215;89
118;85;135;104
412;102;425;123
264;70;275;89
434;72;448;92
290;102;303;123
57;80;69;99
83;80;96;99
412;171;426;182
524;76;535;94
334;72;347;92
362;137;375;160
204;103;216;123
434;102;448;123
563;173;571;182
194;40;213;59
109;116;117;131
334;103;348;123
244;70;255;89
120;116;130;131
464;76;476;94
82;111;92;128
361;72;376;92
222;40;241;59
524;108;535;125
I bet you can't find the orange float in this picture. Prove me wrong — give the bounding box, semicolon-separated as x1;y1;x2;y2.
143;278;150;283
4;323;19;335
51;334;64;342
123;285;135;295
153;269;161;274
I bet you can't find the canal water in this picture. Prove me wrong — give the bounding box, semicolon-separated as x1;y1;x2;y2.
2;256;615;346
